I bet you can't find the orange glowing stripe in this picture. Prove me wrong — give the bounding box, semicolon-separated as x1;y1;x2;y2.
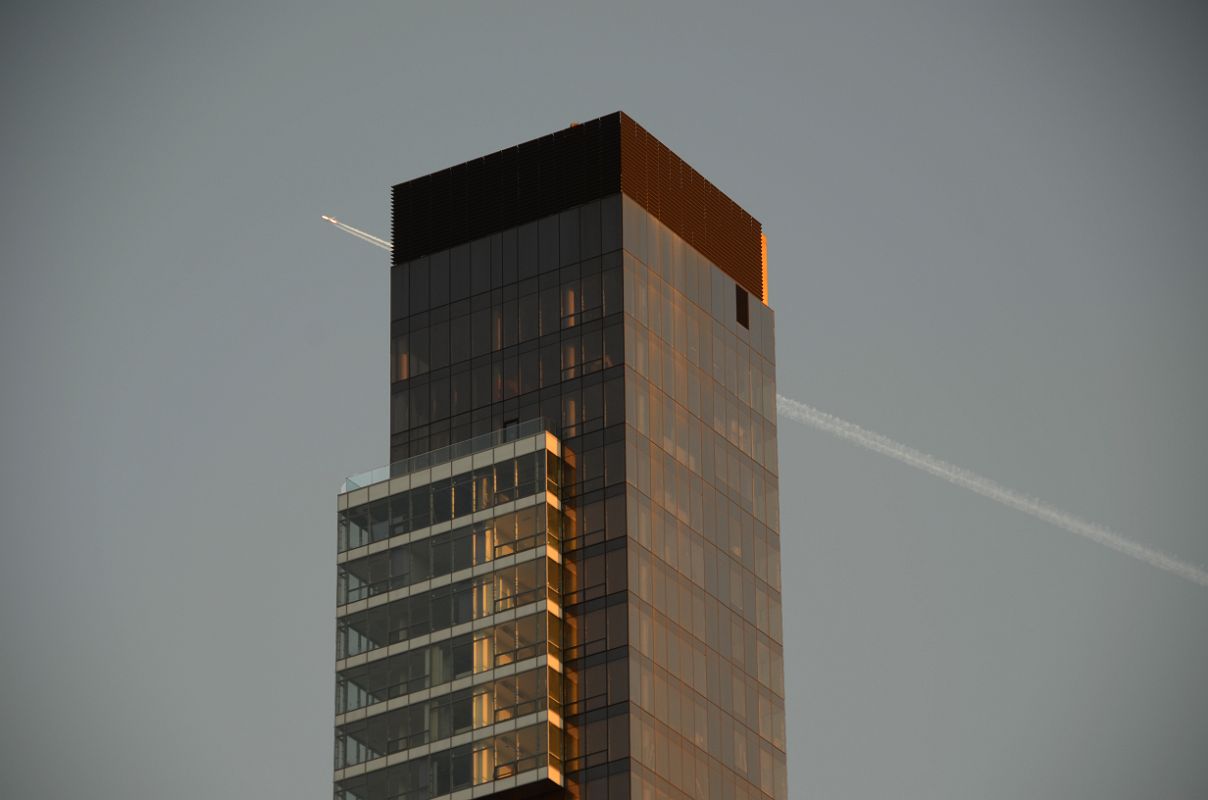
760;233;769;304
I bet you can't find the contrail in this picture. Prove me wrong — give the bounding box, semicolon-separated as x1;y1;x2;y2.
322;215;392;251
321;214;1208;589
777;394;1208;588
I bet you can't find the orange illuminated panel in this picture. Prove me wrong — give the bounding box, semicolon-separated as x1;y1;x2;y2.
761;233;769;305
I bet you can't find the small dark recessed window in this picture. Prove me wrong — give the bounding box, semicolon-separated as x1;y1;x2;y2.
735;285;750;329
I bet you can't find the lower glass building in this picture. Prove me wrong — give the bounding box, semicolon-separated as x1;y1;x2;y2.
334;112;785;800
336;423;569;799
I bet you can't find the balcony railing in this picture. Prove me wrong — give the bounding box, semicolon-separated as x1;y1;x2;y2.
342;418;554;492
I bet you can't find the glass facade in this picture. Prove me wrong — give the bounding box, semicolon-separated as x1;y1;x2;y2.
336;430;569;800
619;196;785;800
387;197;626;466
337;117;783;800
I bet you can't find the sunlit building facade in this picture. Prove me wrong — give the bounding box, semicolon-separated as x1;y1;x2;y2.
335;112;785;800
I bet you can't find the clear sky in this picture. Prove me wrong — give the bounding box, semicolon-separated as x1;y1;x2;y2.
2;2;1206;798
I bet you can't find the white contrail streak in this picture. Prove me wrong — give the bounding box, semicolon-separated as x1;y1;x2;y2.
322;215;392;251
777;394;1208;588
320;213;1208;589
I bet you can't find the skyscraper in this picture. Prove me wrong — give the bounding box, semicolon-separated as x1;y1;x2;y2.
335;112;785;800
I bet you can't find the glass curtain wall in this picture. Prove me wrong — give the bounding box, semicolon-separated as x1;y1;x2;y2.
620;195;786;800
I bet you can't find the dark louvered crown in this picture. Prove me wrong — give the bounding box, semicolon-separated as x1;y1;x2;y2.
391;112;764;301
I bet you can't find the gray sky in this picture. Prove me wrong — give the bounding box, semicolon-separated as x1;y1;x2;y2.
2;2;1206;798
